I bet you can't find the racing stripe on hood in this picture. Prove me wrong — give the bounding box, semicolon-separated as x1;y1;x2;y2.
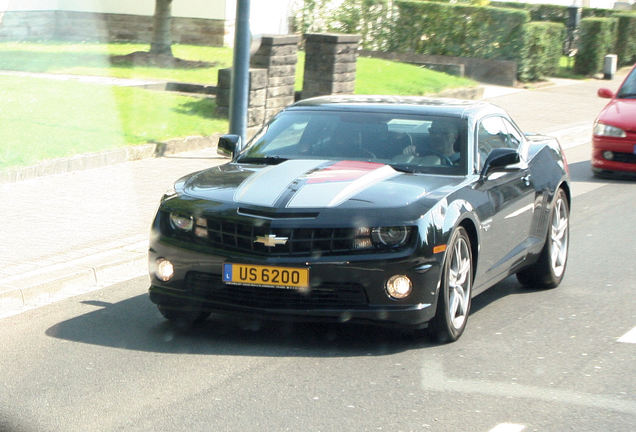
233;159;328;207
287;161;399;208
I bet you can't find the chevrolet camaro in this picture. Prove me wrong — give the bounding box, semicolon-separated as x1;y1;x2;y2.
148;96;570;342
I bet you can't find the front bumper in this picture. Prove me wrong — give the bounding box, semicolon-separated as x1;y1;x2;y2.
592;136;636;174
148;239;442;328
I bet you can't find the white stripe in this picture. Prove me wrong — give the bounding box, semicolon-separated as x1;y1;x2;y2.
489;424;525;432
233;159;326;207
618;326;636;344
287;165;399;208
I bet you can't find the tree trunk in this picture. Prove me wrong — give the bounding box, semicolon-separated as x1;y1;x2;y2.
150;0;173;56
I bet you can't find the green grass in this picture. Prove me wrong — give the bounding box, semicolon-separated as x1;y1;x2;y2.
0;75;227;168
0;42;233;84
0;42;476;169
355;57;474;95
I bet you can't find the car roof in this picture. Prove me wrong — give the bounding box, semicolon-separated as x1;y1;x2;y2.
289;95;504;119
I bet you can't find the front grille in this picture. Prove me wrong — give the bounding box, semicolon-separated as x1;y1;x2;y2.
612;152;636;164
202;217;360;257
186;272;368;309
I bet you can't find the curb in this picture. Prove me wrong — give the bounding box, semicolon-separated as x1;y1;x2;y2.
0;239;149;319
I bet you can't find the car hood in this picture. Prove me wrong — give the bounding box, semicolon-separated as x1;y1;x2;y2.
179;159;462;209
597;98;636;133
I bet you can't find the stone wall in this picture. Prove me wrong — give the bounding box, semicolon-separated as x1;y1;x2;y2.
250;35;299;122
0;10;226;46
302;33;360;99
216;68;268;139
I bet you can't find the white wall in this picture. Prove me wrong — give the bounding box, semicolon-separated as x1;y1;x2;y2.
0;0;229;19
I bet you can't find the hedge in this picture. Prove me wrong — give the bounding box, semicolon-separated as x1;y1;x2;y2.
394;1;530;62
518;22;565;81
574;18;618;75
616;14;636;66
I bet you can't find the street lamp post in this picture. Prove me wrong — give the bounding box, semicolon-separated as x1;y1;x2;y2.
229;0;251;143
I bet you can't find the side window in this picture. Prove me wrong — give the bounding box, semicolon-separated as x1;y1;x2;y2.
477;116;517;169
502;118;524;148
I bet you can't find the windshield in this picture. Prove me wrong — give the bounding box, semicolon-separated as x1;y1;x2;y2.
617;67;636;99
236;110;468;174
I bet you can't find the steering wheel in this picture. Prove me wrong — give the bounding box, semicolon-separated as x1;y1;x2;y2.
419;151;453;166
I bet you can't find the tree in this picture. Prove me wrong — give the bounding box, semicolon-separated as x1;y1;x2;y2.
150;0;173;56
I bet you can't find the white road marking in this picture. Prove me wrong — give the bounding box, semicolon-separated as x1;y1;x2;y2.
489;424;525;432
618;326;636;344
419;360;636;414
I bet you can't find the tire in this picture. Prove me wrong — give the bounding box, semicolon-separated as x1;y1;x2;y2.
516;188;569;289
429;226;473;343
157;306;211;327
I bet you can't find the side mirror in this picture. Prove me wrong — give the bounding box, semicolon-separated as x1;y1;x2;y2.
481;148;521;178
217;134;242;158
597;88;614;99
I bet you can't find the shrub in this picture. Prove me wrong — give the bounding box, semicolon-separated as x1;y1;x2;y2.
518;22;565;81
394;1;530;62
615;14;636;66
329;0;398;51
574;18;618;75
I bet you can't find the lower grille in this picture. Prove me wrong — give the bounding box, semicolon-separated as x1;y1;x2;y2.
186;272;368;309
613;152;636;164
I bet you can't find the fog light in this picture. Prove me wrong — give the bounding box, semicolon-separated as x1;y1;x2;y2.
156;258;175;282
603;150;614;160
386;275;412;299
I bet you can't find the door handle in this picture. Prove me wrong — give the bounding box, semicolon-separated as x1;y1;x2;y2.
521;174;531;186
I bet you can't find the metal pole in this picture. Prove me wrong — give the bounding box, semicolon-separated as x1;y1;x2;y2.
229;0;251;142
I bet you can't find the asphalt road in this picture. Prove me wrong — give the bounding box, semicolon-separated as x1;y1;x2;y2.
1;170;635;432
2;82;636;432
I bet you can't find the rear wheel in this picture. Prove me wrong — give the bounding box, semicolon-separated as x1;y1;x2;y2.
517;188;569;288
157;306;211;327
429;226;473;343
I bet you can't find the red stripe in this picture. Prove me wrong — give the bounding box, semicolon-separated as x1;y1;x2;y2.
305;161;385;184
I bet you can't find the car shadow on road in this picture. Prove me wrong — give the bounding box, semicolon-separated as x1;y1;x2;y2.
45;290;437;357
45;275;542;357
568;159;635;183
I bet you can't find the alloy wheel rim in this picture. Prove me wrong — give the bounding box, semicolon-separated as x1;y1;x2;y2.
448;237;471;330
550;197;568;278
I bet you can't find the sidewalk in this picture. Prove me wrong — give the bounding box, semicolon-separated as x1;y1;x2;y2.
0;69;629;318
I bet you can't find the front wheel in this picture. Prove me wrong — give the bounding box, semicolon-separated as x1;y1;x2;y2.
429;226;473;343
516;188;569;289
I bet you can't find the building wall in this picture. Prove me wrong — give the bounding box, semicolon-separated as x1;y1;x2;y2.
0;0;294;45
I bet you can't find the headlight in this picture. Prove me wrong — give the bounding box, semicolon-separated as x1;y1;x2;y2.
169;213;193;231
593;122;626;138
355;226;412;249
372;226;411;248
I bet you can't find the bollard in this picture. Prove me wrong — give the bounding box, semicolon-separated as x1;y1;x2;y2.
603;54;617;80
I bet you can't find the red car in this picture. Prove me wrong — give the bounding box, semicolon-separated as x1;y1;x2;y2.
592;63;636;176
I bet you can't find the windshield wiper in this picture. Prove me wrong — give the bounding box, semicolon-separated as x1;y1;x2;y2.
236;156;288;165
389;163;418;173
618;92;636;98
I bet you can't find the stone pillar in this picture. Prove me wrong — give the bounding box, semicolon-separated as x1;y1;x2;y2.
250;34;299;121
302;33;360;100
216;67;268;139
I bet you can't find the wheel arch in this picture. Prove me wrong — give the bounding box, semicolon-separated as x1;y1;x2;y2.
558;180;571;209
458;217;479;282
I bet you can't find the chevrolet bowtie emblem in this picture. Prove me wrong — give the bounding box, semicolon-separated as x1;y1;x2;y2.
254;234;288;247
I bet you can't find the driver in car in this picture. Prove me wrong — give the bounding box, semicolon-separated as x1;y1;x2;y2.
402;119;460;165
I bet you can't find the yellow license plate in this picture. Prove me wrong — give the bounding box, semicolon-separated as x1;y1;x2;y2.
222;263;309;289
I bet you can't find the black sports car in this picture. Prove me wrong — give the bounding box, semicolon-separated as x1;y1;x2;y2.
148;96;570;342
